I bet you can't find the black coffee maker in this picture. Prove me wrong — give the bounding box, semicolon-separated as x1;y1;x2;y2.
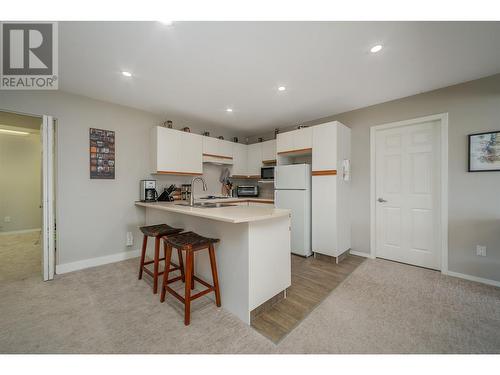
140;180;158;202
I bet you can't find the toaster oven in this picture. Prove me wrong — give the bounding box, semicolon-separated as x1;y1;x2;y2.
236;185;259;197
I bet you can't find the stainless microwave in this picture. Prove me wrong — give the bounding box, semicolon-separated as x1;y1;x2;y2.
261;166;275;180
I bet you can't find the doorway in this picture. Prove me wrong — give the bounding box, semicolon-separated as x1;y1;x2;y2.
370;113;448;271
0;110;56;282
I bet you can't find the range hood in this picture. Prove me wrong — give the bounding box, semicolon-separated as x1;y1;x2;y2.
202;153;233;165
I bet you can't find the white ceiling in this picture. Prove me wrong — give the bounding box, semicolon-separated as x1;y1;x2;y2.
60;21;500;135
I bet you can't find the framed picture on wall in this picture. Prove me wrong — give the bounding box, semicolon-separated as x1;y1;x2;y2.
468;131;500;172
90;128;115;179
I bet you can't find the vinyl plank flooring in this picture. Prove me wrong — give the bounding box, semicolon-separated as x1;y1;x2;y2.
251;253;364;343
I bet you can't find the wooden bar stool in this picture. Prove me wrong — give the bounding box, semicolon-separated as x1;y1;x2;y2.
138;224;184;294
160;231;221;326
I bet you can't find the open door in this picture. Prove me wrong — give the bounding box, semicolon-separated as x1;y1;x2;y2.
42;115;55;281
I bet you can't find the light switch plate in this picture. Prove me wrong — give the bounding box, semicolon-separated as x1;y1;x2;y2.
476;245;486;257
126;232;134;246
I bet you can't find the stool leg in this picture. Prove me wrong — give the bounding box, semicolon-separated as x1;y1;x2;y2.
191;253;195;290
138;235;147;280
208;244;221;307
153;236;160;294
184;248;193;325
177;248;185;282
160;243;172;303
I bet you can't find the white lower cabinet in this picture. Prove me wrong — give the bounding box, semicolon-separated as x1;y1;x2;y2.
312;175;338;256
233;201;249;206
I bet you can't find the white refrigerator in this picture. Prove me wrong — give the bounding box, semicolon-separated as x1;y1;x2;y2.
274;164;312;257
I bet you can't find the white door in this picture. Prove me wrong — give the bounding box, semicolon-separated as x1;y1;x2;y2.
42;115;55;280
375;120;440;269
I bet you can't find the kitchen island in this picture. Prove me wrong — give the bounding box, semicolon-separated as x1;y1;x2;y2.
135;201;291;324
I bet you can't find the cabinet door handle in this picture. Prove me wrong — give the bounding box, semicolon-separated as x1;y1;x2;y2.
377;197;387;203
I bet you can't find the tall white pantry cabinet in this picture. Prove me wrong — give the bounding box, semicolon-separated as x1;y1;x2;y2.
311;121;351;259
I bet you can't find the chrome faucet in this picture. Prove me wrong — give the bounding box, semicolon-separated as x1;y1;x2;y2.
190;177;207;206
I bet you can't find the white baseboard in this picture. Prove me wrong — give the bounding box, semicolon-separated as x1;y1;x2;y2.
56;249;140;274
350;250;374;259
442;270;500;288
0;228;41;235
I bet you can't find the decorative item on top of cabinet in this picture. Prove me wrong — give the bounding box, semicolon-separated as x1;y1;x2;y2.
162;120;173;128
233;137;239;143
203;131;210;136
182;127;191;132
258;137;264;142
218;136;224;140
274;128;280;139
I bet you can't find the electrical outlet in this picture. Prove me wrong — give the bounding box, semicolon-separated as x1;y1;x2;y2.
4;216;10;223
126;232;134;246
476;245;487;257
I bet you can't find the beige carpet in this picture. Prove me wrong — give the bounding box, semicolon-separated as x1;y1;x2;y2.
0;231;41;283
0;255;499;353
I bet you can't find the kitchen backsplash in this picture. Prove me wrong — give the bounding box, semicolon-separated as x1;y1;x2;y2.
153;164;275;199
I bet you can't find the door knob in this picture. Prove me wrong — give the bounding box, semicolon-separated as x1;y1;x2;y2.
377;197;387;203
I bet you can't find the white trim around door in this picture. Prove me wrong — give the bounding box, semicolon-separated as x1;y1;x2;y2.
370;113;449;272
42;115;56;281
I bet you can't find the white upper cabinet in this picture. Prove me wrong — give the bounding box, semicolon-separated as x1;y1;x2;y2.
261;139;276;162
180;131;203;174
276;127;313;154
231;142;248;176
276;131;294;153
312;122;338;171
202;137;233;158
151;127;202;175
293;127;313;150
247;143;263;176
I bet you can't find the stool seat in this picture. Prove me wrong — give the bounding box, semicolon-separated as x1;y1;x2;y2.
163;231;219;250
140;224;183;237
138;223;184;294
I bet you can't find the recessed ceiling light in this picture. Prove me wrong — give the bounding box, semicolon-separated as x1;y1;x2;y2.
159;20;174;26
121;71;132;77
370;44;383;53
0;129;30;136
226;108;233;113
278;86;286;91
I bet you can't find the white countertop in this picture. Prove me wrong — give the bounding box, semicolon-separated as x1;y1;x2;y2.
135;201;289;224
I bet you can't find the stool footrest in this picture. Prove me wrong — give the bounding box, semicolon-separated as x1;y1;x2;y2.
163;275;215;302
142;262;180;278
143;257;165;266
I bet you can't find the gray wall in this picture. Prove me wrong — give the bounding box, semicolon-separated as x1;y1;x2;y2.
0;91;246;266
253;74;500;282
0;132;42;232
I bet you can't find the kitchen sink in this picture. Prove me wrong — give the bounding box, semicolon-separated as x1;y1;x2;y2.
175;202;237;208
